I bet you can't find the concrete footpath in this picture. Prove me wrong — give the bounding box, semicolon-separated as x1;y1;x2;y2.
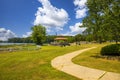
51;47;120;80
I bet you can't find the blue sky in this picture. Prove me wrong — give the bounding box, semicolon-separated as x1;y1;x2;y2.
0;0;87;41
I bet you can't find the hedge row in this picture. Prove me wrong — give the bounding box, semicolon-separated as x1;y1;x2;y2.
101;44;120;56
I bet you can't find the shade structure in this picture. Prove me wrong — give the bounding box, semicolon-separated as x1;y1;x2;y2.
54;37;68;40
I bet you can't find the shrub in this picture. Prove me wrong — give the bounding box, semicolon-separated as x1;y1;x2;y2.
101;44;120;56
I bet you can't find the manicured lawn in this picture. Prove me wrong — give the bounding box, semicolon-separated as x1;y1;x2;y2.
0;44;93;80
72;43;120;73
1;43;119;80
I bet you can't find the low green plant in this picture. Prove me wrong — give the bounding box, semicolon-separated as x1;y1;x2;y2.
101;44;120;56
1;44;92;80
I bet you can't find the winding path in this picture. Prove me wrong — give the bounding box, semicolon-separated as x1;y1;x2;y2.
51;47;120;80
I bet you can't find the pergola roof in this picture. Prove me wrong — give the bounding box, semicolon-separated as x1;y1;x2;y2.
54;37;68;40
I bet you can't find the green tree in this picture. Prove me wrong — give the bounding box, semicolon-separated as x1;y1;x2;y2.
103;0;120;43
82;0;120;43
74;34;82;41
74;34;82;45
83;0;106;43
31;25;46;45
67;36;75;43
46;35;56;44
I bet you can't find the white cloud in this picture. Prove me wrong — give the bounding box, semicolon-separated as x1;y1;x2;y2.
0;28;17;41
76;8;87;19
74;0;87;19
22;31;32;38
62;22;86;36
34;0;69;31
74;0;87;8
70;22;83;33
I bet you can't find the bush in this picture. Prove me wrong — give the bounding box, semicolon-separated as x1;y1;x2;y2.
101;44;120;56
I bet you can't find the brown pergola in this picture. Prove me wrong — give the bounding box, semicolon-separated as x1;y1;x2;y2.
52;36;70;46
54;37;68;41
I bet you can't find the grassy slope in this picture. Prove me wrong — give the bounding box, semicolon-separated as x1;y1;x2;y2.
73;43;120;73
0;44;92;80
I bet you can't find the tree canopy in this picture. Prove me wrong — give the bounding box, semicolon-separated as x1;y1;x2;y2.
31;25;46;45
82;0;120;43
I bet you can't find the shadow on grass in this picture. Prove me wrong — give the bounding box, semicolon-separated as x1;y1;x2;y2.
91;54;120;61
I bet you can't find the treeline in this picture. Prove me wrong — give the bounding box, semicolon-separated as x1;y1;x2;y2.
1;34;119;44
46;34;86;43
8;37;34;43
5;34;85;44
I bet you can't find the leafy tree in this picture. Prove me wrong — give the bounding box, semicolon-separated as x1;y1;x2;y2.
46;35;56;44
31;25;46;45
82;0;120;44
103;0;120;43
74;34;82;41
83;0;106;43
82;29;94;42
74;34;82;45
67;36;75;43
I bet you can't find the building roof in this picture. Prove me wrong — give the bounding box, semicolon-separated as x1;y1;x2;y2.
54;37;68;40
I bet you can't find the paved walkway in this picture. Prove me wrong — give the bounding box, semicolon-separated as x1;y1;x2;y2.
51;47;120;80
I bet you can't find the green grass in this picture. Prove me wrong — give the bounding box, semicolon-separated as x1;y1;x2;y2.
0;44;93;80
1;43;120;80
72;43;120;73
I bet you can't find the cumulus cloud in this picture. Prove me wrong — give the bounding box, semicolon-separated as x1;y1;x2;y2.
74;0;87;19
0;28;17;41
22;31;32;38
34;0;69;31
76;8;87;19
62;22;86;36
70;22;85;33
